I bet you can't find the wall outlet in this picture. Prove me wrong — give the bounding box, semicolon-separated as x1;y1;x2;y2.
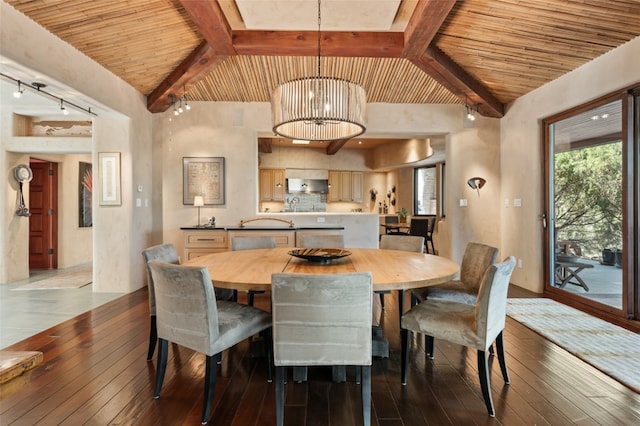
459;198;468;207
316;217;325;223
514;198;522;207
518;258;523;268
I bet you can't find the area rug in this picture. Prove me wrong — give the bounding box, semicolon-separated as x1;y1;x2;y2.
13;267;92;290
506;298;640;393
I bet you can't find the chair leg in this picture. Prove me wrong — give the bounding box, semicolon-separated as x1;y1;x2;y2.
397;290;405;322
425;335;435;359
154;339;168;398
401;328;410;385
362;365;371;426
248;291;255;306
495;331;510;384
379;292;385;309
264;328;273;383
275;366;286;426
147;315;157;361
477;350;495;417
202;354;218;424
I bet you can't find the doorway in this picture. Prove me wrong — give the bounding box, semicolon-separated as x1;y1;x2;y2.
543;87;639;327
29;159;58;270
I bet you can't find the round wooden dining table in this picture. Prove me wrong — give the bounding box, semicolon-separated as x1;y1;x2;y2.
185;247;459;292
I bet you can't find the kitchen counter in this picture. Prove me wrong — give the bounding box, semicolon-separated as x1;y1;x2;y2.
181;225;344;231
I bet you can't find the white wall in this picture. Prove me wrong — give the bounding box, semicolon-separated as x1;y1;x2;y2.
154;102;503;271
1;2;154;292
500;36;640;292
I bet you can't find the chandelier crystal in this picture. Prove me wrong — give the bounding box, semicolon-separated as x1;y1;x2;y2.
271;0;366;141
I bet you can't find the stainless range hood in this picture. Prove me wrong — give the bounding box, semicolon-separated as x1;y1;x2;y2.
286;178;329;194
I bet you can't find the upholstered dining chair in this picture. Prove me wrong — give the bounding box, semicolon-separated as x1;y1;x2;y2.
412;242;499;306
271;272;373;426
230;236;277;305
378;234;425;311
400;256;516;416
148;260;273;425
296;233;344;248
141;243;180;361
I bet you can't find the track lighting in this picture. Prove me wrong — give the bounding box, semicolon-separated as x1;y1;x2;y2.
13;81;24;98
170;90;191;116
1;73;97;116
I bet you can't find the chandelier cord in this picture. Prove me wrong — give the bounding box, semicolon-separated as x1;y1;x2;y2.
317;0;321;78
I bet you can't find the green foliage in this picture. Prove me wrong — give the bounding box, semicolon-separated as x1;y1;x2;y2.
554;142;622;256
398;207;408;218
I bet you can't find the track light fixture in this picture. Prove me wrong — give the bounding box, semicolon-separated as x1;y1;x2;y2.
13;81;24;98
464;96;478;122
1;73;97;116
170;90;191;116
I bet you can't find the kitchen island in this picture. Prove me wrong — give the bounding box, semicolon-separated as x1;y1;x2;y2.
180;212;379;260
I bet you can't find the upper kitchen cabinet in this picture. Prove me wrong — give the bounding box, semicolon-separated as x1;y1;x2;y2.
260;168;285;201
328;171;363;203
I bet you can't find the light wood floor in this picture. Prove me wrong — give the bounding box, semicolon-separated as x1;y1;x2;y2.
2;287;639;425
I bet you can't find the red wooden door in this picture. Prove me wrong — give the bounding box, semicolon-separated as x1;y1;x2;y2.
29;160;58;269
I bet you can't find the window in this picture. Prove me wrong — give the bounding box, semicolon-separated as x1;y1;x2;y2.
414;163;445;217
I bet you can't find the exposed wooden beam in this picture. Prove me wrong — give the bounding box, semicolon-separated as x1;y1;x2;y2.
258;138;273;153
403;0;456;58
326;139;350;155
412;45;504;118
179;0;235;56
403;0;504;118
147;41;228;113
233;30;404;57
148;0;236;112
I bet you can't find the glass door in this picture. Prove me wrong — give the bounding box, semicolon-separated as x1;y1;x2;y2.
543;88;639;324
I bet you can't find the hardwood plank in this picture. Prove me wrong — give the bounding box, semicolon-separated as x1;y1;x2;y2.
2;288;640;425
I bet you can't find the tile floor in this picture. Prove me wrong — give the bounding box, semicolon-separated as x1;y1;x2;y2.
0;264;124;349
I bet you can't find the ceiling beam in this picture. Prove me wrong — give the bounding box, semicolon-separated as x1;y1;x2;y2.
403;0;456;58
419;45;504;118
179;0;235;56
258;138;273;153
148;0;235;112
326;139;350;155
403;0;504;118
233;30;404;57
147;41;228;113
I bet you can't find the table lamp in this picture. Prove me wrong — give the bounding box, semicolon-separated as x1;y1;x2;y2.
193;195;204;227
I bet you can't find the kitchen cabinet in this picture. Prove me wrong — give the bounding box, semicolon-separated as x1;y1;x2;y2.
259;168;285;201
182;229;228;260
227;230;295;247
328;170;363;203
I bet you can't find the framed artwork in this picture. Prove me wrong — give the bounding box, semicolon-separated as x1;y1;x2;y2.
98;152;121;206
183;157;225;205
79;161;92;226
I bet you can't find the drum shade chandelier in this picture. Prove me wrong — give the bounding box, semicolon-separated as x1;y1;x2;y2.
271;0;366;142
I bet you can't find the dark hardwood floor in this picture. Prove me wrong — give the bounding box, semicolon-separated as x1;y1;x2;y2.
2;286;639;425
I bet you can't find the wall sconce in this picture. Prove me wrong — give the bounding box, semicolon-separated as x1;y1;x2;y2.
467;177;486;197
193;195;205;227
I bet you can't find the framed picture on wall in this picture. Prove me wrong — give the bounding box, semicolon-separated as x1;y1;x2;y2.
183;157;225;205
98;152;121;206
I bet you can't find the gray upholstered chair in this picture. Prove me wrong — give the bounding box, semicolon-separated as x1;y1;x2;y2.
296;233;344;248
148;260;272;425
141;243;180;361
271;272;373;426
401;256;516;416
230;236;277;305
412;242;498;305
378;234;424;311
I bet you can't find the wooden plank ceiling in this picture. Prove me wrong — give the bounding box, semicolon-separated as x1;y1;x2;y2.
6;0;640;146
